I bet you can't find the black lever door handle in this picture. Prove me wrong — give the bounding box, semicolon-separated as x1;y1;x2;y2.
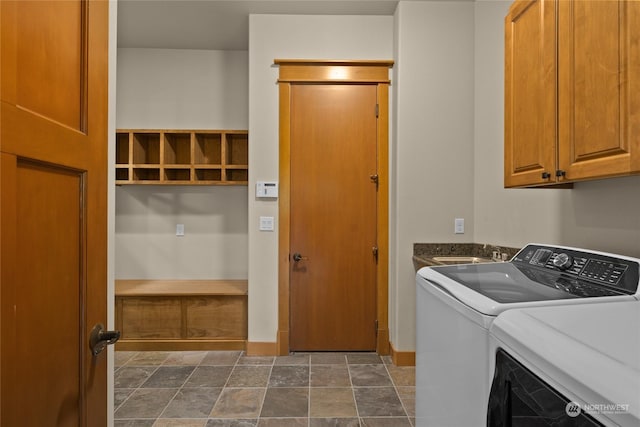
89;323;121;356
292;253;308;262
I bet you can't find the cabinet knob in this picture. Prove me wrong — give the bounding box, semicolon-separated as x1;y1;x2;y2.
555;170;566;178
541;172;551;179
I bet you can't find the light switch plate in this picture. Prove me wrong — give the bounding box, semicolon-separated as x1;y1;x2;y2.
259;216;275;231
176;223;185;236
454;218;464;234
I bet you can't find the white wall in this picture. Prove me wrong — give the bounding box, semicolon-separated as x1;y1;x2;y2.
115;48;249;280
115;186;248;279
248;14;394;343
556;176;640;256
392;1;476;350
473;1;640;258
116;48;247;129
473;0;567;248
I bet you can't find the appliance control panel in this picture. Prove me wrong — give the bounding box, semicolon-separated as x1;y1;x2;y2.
513;244;640;294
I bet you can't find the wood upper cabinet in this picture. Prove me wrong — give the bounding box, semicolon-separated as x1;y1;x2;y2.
558;0;639;180
505;0;640;188
505;0;557;187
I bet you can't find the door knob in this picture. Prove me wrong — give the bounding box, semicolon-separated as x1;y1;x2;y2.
89;323;121;356
292;253;308;262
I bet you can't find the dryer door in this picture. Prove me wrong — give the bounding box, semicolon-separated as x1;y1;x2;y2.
487;349;603;426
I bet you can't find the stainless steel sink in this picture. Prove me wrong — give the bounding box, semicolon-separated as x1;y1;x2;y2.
431;256;495;265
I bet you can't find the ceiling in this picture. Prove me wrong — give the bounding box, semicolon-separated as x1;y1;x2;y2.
117;0;403;50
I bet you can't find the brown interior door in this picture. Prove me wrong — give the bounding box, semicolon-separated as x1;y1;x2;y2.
1;1;109;426
289;84;378;351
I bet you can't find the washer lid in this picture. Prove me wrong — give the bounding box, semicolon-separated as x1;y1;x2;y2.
491;302;640;425
434;263;582;301
427;260;628;300
418;263;633;316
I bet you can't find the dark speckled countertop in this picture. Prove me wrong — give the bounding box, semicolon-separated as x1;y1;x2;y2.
413;243;521;270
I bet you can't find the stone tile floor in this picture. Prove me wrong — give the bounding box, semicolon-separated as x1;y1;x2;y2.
114;351;415;427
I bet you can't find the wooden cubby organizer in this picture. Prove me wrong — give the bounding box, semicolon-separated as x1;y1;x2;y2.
115;280;248;351
116;129;248;185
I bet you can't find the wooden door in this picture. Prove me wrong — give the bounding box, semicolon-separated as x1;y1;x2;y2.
504;0;557;187
558;0;640;180
289;84;378;351
1;1;109;426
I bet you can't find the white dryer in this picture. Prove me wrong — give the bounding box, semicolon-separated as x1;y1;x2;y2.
416;244;640;427
488;301;640;426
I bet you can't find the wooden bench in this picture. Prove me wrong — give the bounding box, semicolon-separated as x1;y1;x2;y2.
115;279;248;351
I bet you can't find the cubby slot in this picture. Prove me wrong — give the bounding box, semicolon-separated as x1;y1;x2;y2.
133;168;160;181
164;133;191;165
116;129;247;185
225;133;248;166
132;133;161;164
195;168;222;182
226;169;248;182
164;168;191;181
194;133;222;165
116;133;130;165
116;168;129;181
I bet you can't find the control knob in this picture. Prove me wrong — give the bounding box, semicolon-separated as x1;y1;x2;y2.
553;253;573;270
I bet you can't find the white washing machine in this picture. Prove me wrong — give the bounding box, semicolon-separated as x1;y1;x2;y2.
488;301;640;426
415;244;640;427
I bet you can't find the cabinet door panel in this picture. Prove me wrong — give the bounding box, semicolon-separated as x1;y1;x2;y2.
505;0;557;187
559;0;639;179
186;296;247;339
121;297;182;339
